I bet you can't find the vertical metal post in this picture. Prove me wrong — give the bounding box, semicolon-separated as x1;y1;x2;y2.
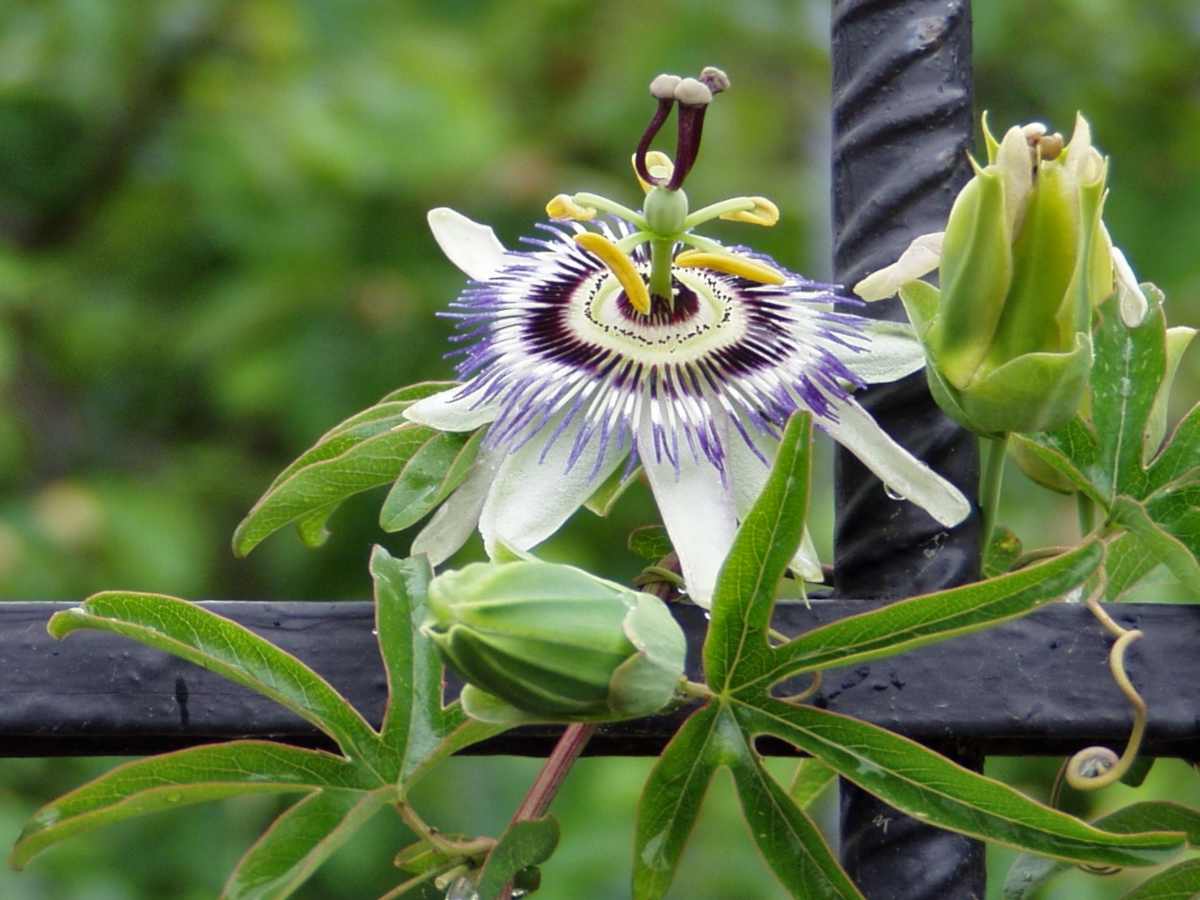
830;2;986;898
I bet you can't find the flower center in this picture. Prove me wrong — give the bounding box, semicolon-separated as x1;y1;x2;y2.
542;67;786;320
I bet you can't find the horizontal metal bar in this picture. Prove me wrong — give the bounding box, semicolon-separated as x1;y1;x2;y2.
0;600;1196;758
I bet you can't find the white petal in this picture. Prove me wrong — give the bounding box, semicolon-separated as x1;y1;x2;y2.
820;395;970;528
404;387;500;432
726;424;823;582
478;420;628;557
1111;246;1149;327
832;320;926;385
410;447;501;565
853;232;944;301
427;207;508;282
639;413;737;609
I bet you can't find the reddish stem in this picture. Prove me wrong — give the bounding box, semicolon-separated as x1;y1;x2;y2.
496;723;596;899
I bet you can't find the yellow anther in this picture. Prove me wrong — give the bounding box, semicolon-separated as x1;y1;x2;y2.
720;196;780;227
631;151;675;193
574;232;652;314
674;249;786;285
546;193;596;222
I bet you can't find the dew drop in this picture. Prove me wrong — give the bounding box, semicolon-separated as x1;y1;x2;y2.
1064;586;1084;604
884;485;906;501
1119;377;1132;397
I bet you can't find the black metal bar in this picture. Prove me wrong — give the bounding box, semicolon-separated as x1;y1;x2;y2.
830;1;983;897
1;600;1196;759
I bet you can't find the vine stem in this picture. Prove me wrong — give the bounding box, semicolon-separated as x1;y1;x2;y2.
1064;582;1148;791
495;723;596;900
980;433;1010;554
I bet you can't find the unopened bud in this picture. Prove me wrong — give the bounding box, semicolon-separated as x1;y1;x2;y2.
423;561;686;724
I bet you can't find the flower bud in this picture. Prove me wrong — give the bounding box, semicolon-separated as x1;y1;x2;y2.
422;561;686;724
857;113;1124;436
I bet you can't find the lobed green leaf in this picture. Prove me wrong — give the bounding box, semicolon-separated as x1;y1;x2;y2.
232;381;458;557
11;742;372;870
1110;497;1200;596
1004;802;1200;900
1120;858;1200;900
632;705;725;900
726;725;862;899
739;701;1184;869
47;593;393;778
705;413;811;693
223;788;391;900
379;428;481;533
750;540;1102;689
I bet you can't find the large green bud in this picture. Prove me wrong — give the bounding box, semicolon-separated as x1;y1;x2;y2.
422;560;687;725
857;114;1132;436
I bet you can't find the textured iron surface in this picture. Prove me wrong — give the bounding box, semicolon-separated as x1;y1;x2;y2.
1;600;1196;760
829;1;984;896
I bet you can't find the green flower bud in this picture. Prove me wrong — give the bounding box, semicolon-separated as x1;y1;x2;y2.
422;560;687;725
859;114;1126;436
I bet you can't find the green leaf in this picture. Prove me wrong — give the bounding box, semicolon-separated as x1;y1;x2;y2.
704;413;811;693
379;428;481;533
1018;291;1200;597
1105;529;1162;601
787;760;836;810
739;701;1184;868
1016;419;1103;502
985;525;1024;577
632;705;725;900
474;817;560;900
48;593;394;779
370;547;504;781
224;788;391;900
628;525;673;562
1147;402;1200;493
1092;294;1166;502
371;549;441;767
726;721;863;899
1004;801;1200;900
585;463;641;517
1110;497;1200;596
1121;858;1200;900
233;382;458;557
751;541;1102;687
10;742;372;870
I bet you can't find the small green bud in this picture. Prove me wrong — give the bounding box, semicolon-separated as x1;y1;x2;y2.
861;113;1126;437
422;560;686;724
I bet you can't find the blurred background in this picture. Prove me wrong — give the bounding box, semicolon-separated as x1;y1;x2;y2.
1;1;1198;897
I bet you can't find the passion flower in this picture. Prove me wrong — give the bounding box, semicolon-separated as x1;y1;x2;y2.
405;68;969;606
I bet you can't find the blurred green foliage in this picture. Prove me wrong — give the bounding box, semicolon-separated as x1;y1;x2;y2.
1;1;1197;897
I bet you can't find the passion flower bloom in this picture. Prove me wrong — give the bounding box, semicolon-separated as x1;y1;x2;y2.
404;69;969;607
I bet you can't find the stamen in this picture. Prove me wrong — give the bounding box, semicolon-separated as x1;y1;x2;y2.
575;232;653;315
683;196;780;230
631;150;675;193
699;66;730;94
634;74;680;189
721;196;779;227
674;249;785;285
546;194;596;222
571;193;649;230
666;69;728;191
